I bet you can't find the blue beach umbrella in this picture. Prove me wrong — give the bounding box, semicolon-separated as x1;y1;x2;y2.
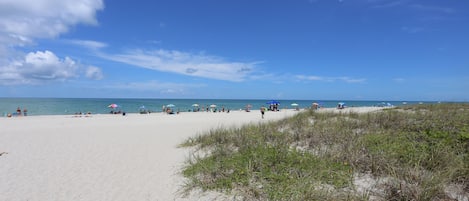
266;100;280;105
338;102;346;109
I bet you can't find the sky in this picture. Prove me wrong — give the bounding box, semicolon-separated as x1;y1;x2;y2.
0;0;468;101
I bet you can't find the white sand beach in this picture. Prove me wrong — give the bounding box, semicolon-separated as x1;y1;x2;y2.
0;107;382;201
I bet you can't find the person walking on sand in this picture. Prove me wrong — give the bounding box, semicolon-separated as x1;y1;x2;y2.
260;106;266;119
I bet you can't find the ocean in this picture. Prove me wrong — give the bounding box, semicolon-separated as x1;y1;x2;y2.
0;98;423;116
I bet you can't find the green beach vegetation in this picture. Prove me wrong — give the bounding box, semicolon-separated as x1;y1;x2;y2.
179;104;469;200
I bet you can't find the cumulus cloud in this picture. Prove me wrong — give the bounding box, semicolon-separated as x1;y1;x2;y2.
0;0;104;85
104;49;258;82
0;51;79;85
296;75;366;83
0;50;107;85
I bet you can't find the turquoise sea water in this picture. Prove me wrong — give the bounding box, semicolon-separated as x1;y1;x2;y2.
0;98;426;116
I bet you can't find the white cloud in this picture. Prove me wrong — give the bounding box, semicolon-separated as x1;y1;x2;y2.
0;0;104;40
0;0;105;85
296;75;324;81
104;49;258;82
0;50;105;85
340;77;366;83
85;66;103;80
66;39;108;50
296;75;366;83
0;50;79;85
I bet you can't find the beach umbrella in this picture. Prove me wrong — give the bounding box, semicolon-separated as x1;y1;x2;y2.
192;104;199;107
266;100;280;105
210;104;217;108
108;103;118;109
166;104;175;108
338;102;346;109
246;104;252;108
291;103;299;107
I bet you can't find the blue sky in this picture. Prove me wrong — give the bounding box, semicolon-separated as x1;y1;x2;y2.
0;0;468;101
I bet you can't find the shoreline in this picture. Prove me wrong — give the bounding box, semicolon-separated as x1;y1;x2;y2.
0;97;416;117
1;106;389;118
0;107;384;200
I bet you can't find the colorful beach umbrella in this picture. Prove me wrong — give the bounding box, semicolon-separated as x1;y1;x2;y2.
108;103;118;108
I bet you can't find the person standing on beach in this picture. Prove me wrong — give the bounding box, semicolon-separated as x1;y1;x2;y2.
260;106;266;119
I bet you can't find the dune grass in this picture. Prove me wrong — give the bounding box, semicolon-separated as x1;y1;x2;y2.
179;104;469;200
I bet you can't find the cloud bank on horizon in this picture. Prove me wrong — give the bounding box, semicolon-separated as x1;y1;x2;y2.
0;0;468;101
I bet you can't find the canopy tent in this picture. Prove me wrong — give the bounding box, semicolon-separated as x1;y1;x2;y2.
266;100;280;105
337;102;346;109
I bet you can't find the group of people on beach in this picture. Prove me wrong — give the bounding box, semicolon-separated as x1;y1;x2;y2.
5;107;27;117
268;103;280;111
73;111;93;117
